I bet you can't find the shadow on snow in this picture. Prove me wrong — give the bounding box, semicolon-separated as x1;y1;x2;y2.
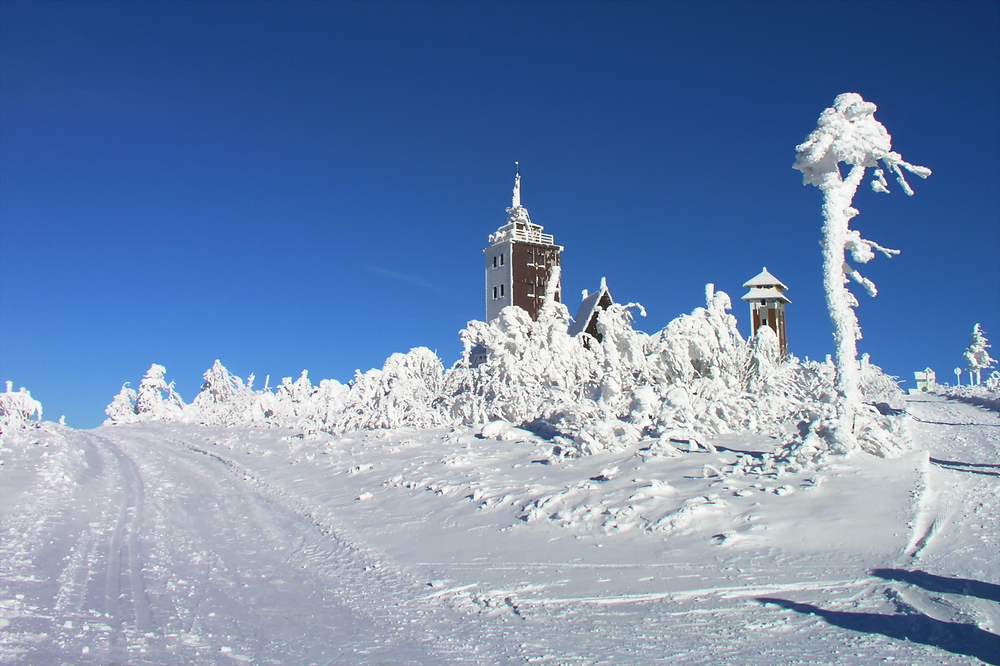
757;569;1000;665
929;457;1000;477
872;569;1000;603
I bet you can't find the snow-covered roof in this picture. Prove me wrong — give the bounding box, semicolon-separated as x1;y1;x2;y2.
569;278;613;337
742;267;788;290
741;286;791;304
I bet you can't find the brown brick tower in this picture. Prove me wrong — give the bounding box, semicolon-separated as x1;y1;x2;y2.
484;167;563;321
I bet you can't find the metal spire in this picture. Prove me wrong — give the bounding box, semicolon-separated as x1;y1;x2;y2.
511;162;521;209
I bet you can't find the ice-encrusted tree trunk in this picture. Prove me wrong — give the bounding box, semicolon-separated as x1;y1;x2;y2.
963;323;996;386
794;93;930;451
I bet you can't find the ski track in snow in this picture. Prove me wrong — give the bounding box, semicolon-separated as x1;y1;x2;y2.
0;393;997;664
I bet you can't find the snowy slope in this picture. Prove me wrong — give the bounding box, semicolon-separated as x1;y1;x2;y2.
1;394;997;665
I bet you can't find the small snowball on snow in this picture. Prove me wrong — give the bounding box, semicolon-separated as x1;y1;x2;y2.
356;492;374;501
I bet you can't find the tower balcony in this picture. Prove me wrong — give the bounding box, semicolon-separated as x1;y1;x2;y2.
489;225;555;246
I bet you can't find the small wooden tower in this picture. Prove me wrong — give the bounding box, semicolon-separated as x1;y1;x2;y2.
741;267;790;356
484;166;563;321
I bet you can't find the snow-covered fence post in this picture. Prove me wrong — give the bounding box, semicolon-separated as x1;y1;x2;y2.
793;93;930;451
963;323;996;386
954;367;963;387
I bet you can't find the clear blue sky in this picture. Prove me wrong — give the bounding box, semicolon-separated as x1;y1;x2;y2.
2;1;998;428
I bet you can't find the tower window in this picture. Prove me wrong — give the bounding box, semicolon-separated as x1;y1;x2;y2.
526;251;534;265
492;286;498;299
527;283;535;296
500;254;504;266
500;284;505;297
493;256;498;268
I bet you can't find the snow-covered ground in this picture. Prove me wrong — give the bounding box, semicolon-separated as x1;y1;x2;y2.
1;393;997;665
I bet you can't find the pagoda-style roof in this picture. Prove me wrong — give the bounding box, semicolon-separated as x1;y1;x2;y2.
742;267;790;303
742;286;791;304
742;267;788;290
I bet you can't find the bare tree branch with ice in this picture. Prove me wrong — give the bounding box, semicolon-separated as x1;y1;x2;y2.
794;93;930;453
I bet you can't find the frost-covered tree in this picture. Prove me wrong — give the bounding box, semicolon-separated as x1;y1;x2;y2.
963;323;996;386
0;381;42;431
134;364;184;421
333;347;445;431
190;360;258;425
104;383;139;424
986;371;1000;391
793;93;929;452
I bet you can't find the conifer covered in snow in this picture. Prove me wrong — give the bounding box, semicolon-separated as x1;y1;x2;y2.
793;93;929;454
963;323;996;386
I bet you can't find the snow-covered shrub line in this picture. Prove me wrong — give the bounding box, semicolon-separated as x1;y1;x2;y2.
105;283;907;462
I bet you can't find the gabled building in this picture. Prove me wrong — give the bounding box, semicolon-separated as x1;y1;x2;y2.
741;267;790;357
484;169;563;322
569;277;614;344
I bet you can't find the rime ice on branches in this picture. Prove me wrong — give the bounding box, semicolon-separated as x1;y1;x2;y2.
794;93;930;453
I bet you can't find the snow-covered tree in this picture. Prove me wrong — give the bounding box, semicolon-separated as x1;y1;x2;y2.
104;383;139;424
189;360;258;425
0;381;42;432
793;93;930;453
986;371;1000;391
134;364;184;421
333;347;445;431
963;323;996;386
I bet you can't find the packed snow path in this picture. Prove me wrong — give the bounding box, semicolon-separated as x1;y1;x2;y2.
1;393;997;664
0;429;514;664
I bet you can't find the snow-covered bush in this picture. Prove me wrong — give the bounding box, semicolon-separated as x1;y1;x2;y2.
0;381;42;432
104;284;906;464
793;92;929;453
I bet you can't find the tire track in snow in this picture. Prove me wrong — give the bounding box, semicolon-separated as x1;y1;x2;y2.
104;425;523;664
86;433;153;634
0;427;154;662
